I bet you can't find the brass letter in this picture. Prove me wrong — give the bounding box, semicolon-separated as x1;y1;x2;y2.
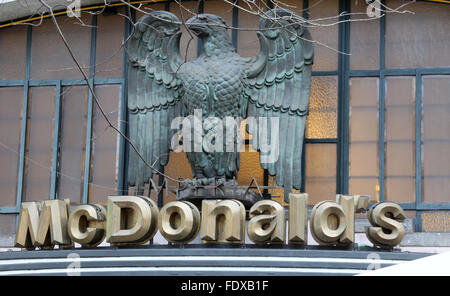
158;201;200;244
310;201;347;246
106;196;158;246
14;200;71;250
248;200;285;244
68;204;106;247
366;202;406;248
336;194;355;245
288;193;308;245
200;199;245;244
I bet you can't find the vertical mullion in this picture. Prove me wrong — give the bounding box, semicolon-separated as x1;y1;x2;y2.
15;25;32;211
264;0;273;197
337;0;350;194
378;74;385;202
415;72;423;231
82;14;98;204
232;1;238;48
302;0;309;19
50;80;62;200
378;0;386;202
300;0;308;193
83;81;94;204
118;6;132;195
197;0;204;57
380;0;386;71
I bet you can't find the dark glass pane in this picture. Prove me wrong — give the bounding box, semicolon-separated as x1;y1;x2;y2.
170;1;198;61
386;0;450;68
89;85;121;204
204;0;234;41
58;86;88;204
136;2;166;19
307;0;339;71
237;0;263;58
385;77;415;203
349;78;379;201
350;0;380;70
24;87;56;202
0;214;16;234
95;8;125;78
0;25;27;80
422;76;450;203
30;14;92;79
0;87;23;207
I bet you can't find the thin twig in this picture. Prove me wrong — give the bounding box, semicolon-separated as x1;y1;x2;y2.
38;0;181;184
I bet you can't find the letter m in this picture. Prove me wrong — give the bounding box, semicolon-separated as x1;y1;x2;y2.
14;200;71;249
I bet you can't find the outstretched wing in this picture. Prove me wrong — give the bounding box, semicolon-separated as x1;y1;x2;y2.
242;8;314;202
127;11;184;190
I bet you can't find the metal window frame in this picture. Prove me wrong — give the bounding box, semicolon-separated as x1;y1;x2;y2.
0;11;126;218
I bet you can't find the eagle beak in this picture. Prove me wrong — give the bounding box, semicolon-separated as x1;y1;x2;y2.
186;17;208;36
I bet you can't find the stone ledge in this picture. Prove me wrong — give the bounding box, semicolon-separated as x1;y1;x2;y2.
401;232;450;247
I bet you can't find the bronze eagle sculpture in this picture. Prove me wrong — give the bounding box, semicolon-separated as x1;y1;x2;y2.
127;8;313;203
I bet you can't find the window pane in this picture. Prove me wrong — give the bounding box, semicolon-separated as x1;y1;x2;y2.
136;2;166;19
95;8;125;78
24;87;56;202
162;151;193;204
0;25;27;80
307;0;339;71
349;78;379;200
58;86;88;204
422;76;450;203
204;0;234;41
89;85;121;204
386;0;450;68
0;87;23;207
0;214;16;234
305;143;337;205
278;0;304;15
30;14;92;80
170;1;198;61
306;76;338;139
385;77;415;203
237;148;264;187
237;0;304;58
237;1;260;58
350;0;379;70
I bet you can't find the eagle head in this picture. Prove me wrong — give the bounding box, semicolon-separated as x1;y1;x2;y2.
186;14;234;56
186;14;228;37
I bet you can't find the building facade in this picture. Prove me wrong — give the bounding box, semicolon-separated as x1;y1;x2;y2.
0;0;449;249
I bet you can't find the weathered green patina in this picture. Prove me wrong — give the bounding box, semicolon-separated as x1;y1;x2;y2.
126;8;314;204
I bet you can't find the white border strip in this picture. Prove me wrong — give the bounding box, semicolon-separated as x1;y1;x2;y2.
0;266;360;276
0;255;406;266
